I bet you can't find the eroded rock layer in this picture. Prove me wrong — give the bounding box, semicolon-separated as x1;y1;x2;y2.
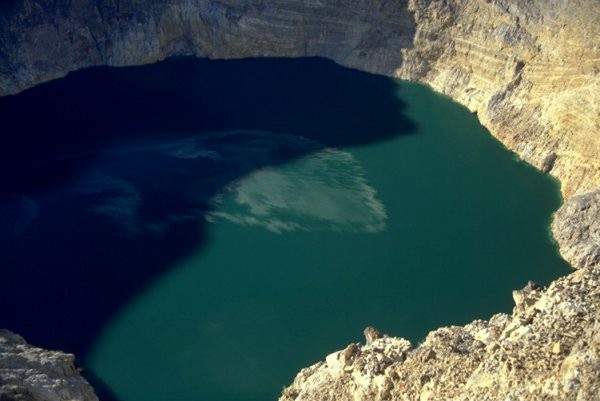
0;1;599;400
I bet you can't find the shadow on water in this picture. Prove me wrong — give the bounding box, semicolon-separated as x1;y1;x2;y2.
0;57;415;399
0;57;414;192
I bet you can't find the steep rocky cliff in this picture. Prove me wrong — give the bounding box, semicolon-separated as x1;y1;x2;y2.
0;0;598;400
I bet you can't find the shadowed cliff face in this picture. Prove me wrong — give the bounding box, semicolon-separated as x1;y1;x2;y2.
0;57;412;192
0;57;414;398
0;0;416;93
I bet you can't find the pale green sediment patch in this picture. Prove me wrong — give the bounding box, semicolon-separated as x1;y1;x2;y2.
207;147;387;234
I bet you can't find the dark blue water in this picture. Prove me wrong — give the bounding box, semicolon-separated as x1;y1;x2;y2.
0;57;569;401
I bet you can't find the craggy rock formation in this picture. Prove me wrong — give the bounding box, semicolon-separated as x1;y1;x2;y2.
553;189;600;269
0;330;98;401
0;0;599;400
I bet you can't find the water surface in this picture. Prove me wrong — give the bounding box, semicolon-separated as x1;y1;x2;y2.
0;57;569;401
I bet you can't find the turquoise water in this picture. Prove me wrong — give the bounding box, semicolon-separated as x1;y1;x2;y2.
86;73;568;400
0;58;569;401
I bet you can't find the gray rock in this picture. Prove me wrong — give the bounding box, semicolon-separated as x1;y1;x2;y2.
0;330;98;401
553;189;600;269
364;326;383;345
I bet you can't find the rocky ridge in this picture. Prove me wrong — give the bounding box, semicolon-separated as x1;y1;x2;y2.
0;0;599;400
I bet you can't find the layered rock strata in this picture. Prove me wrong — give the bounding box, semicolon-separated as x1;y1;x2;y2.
0;0;599;400
0;330;98;401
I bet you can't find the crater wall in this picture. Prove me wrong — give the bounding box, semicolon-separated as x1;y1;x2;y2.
0;1;598;400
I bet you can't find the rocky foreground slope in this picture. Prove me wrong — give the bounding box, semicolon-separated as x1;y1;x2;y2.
0;0;599;400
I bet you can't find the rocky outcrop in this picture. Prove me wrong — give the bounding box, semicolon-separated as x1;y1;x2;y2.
0;0;599;400
553;190;600;269
0;330;98;401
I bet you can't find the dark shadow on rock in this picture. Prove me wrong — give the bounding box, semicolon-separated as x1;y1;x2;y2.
0;56;415;400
